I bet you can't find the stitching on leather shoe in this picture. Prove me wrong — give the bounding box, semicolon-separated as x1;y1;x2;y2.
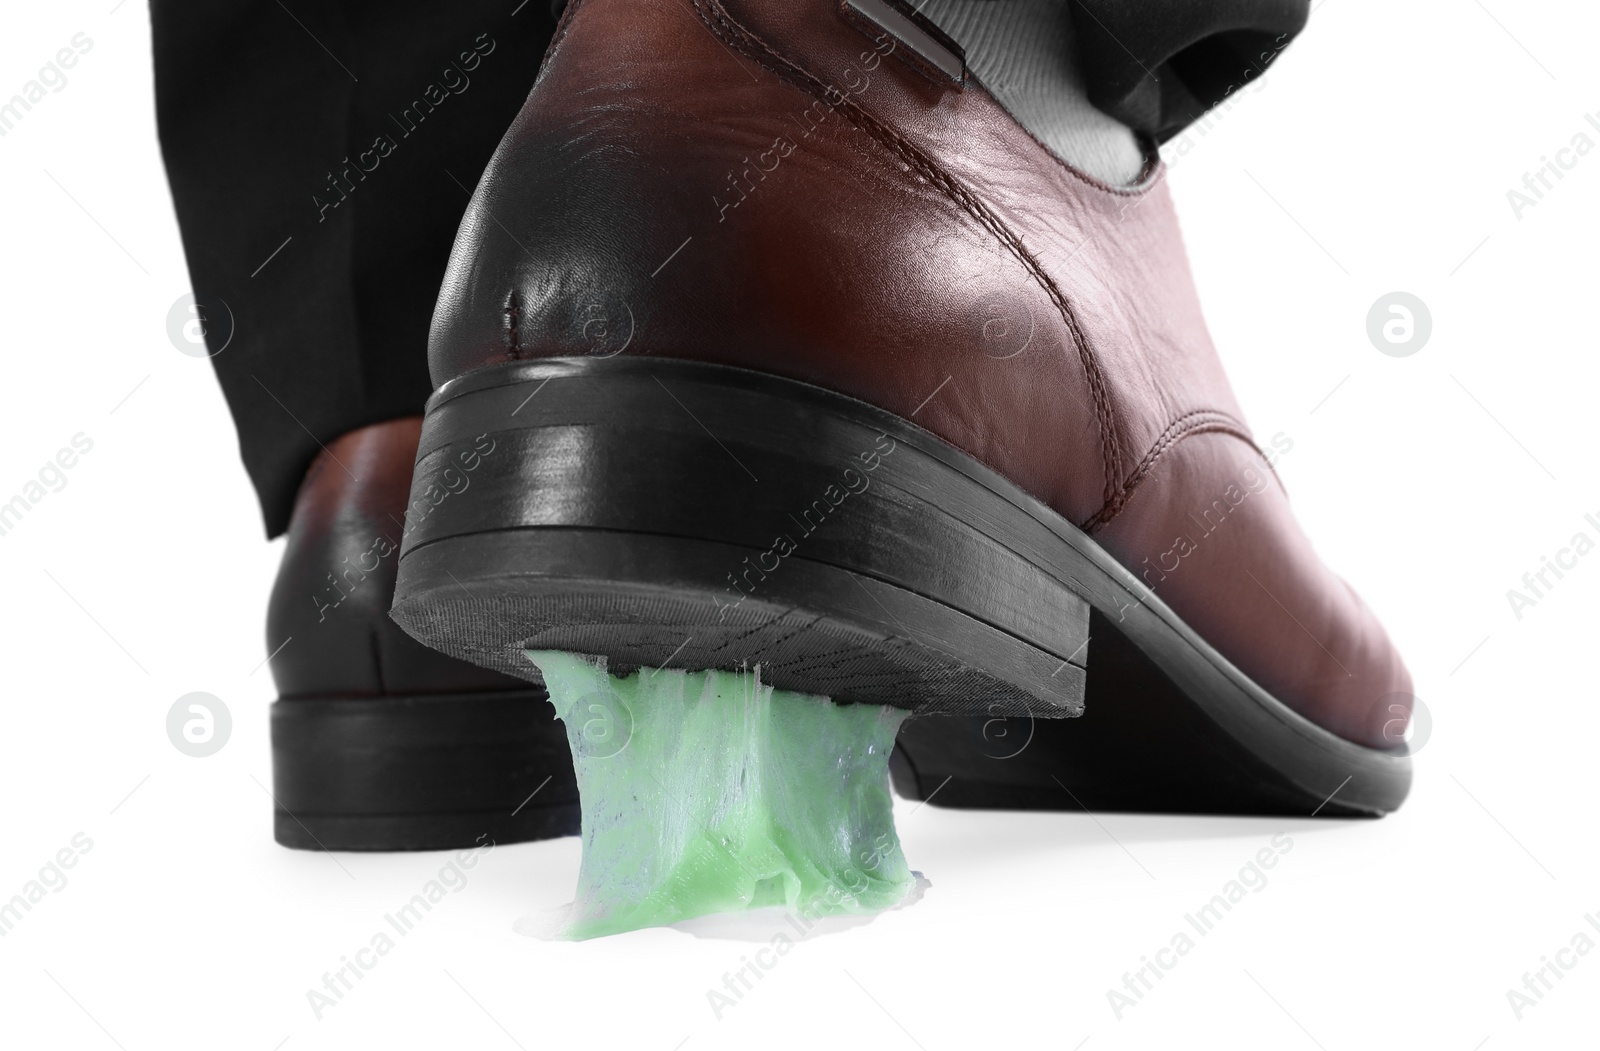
689;0;1124;512
1082;410;1267;534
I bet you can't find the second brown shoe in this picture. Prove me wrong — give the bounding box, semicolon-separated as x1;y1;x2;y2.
269;419;579;850
389;0;1414;816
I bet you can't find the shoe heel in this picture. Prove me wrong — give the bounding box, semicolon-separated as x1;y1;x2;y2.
270;690;579;851
390;357;1091;716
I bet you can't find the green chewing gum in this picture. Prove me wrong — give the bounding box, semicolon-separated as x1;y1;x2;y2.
525;650;916;940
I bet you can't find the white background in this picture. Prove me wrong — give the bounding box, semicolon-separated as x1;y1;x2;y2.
1;1;1597;1048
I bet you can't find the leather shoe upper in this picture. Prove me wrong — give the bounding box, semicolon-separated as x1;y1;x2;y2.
268;418;525;698
427;0;1412;747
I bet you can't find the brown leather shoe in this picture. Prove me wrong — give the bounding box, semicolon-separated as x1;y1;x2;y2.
390;0;1414;816
268;418;578;850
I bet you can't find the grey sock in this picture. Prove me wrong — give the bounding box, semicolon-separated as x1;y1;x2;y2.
914;0;1146;185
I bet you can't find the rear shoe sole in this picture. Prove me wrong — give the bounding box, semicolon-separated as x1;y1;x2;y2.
270;691;579;851
390;357;1411;818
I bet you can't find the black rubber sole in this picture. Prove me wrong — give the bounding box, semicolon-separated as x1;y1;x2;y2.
391;357;1411;818
270;691;579;851
888;607;1384;817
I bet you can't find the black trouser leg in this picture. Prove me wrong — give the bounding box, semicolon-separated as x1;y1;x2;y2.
151;0;558;535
